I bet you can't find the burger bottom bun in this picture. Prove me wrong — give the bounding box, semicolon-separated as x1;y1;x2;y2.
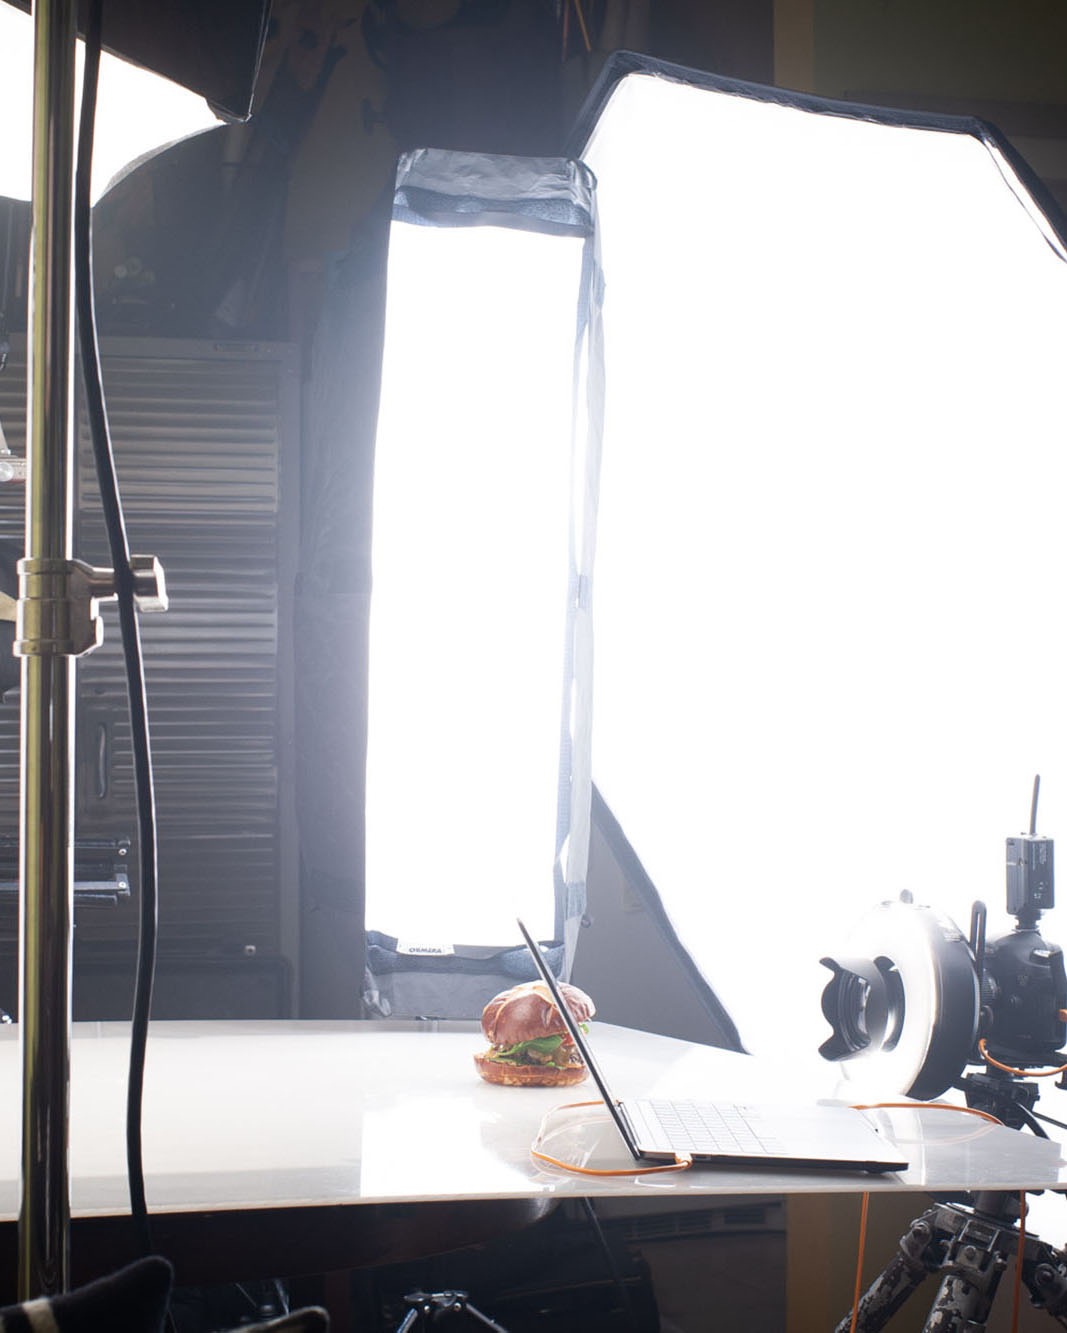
473;1051;588;1087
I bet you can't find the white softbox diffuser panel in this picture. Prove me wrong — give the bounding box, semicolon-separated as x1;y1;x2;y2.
580;59;1067;1060
365;151;597;953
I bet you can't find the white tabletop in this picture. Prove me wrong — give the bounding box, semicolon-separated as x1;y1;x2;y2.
1;1019;1063;1220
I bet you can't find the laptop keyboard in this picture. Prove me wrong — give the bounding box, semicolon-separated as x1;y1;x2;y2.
643;1099;786;1156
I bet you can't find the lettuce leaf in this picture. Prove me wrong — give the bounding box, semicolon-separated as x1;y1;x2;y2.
488;1024;590;1066
495;1034;565;1061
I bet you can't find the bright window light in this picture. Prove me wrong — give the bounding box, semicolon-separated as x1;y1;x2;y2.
583;72;1067;1061
365;216;587;945
0;2;219;203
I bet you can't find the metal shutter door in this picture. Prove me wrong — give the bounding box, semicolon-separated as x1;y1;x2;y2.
0;337;298;1017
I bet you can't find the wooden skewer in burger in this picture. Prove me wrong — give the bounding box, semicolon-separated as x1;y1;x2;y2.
474;979;596;1086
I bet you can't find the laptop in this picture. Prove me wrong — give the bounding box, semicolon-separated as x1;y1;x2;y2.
516;919;907;1175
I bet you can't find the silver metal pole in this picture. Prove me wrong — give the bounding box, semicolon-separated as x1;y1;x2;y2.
18;0;79;1300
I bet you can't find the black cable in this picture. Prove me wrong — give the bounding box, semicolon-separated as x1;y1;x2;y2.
74;0;161;1259
578;1198;641;1333
1032;1108;1067;1133
1015;1103;1050;1139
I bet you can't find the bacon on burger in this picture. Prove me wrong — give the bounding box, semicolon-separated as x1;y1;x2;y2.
474;979;595;1086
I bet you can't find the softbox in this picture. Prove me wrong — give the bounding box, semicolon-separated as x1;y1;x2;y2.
575;54;1067;1059
363;149;600;1010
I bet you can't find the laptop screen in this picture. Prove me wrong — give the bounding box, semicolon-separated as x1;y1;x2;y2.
516;918;642;1158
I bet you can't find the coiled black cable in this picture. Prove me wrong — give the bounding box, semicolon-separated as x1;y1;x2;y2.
74;0;160;1258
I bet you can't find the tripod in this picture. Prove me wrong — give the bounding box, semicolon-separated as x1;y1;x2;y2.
834;1055;1067;1330
396;1291;510;1333
834;1190;1067;1331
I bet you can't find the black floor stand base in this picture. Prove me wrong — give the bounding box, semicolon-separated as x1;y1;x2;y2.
397;1291;509;1333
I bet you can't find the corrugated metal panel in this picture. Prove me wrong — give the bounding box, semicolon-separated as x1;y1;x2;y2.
0;360;26;869
0;339;298;1010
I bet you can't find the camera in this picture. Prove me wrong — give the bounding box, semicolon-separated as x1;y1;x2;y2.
820;778;1067;1104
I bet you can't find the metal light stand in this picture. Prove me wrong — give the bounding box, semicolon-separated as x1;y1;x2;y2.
16;0;167;1298
834;1191;1067;1332
18;0;80;1299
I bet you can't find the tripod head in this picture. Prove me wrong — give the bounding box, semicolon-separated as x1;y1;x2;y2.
835;1192;1067;1332
956;1065;1043;1132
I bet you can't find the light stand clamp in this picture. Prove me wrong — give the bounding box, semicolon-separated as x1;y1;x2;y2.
15;555;168;658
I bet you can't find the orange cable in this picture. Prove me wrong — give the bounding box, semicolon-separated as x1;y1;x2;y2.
530;1145;693;1176
849;1192;870;1333
978;1038;1067;1078
531;1099;693;1176
850;1100;1004;1126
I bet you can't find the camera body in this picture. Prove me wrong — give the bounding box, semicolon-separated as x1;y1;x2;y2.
980;925;1066;1067
819;817;1067;1098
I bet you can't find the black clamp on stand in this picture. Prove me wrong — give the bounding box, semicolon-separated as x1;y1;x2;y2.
835;1191;1067;1332
958;1067;1043;1133
397;1291;509;1333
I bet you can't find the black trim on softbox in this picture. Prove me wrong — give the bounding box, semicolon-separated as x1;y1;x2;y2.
393;149;596;238
2;0;269;122
567;50;1067;255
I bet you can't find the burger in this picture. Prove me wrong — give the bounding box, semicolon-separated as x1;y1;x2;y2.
474;979;595;1086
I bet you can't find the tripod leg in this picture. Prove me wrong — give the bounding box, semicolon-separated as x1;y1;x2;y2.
396;1309;422;1333
834;1215;936;1333
461;1302;510;1333
921;1256;1007;1333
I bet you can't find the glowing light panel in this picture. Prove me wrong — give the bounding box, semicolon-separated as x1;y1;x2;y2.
366;220;586;944
584;72;1067;1060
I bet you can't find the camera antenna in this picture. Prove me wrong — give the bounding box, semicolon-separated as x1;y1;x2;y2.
1030;773;1041;837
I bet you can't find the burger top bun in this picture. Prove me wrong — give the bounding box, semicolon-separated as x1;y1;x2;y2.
481;979;595;1046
